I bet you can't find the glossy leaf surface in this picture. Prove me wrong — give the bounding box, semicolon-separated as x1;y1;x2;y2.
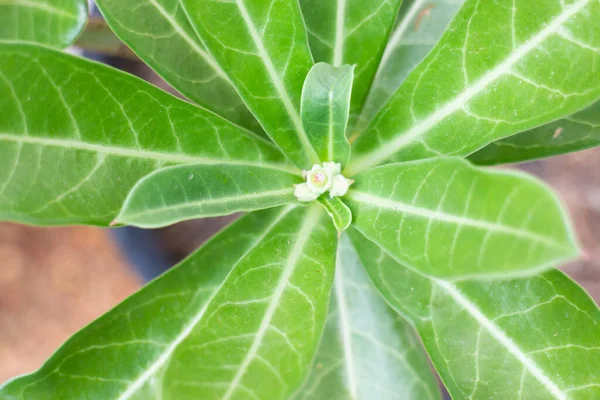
0;206;337;400
346;158;578;278
470;99;600;165
347;0;600;175
301;63;352;166
0;44;289;226
0;0;87;48
117;164;299;228
299;0;402;127
355;0;465;134
295;234;440;400
182;0;319;168
94;0;260;132
318;197;352;234
348;229;600;400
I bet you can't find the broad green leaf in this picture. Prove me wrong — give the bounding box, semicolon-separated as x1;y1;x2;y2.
348;229;600;400
294;234;440;400
318;197;352;234
0;44;292;226
301;63;353;166
94;0;261;132
116;165;300;228
0;0;87;48
0;205;337;399
355;0;465;134
346;157;578;279
347;0;600;176
182;0;319;169
470;99;600;165
299;0;402;127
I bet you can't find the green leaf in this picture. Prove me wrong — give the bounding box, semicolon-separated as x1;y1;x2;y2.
347;0;600;175
94;0;261;133
355;0;465;134
299;0;402;127
301;63;353;166
346;157;578;279
116;165;300;228
348;229;600;400
294;234;441;400
182;0;319;169
0;205;337;399
0;43;291;226
470;99;600;165
0;0;87;48
318;197;352;234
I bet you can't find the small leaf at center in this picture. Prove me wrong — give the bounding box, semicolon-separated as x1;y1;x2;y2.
301;63;354;166
318;196;352;234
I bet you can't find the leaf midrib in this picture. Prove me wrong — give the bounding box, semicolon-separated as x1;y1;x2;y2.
114;206;295;400
143;0;229;80
346;0;592;175
348;190;568;249
0;132;299;174
222;205;321;399
119;188;295;224
0;0;79;19
433;280;568;400
234;0;320;165
334;250;359;400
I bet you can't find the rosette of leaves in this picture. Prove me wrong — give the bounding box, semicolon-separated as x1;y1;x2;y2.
1;0;600;399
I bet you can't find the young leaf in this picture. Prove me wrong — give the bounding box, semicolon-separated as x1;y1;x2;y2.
355;0;465;134
470;99;600;165
299;0;402;128
116;165;300;228
347;0;600;175
301;63;353;166
0;0;87;48
94;0;261;133
182;0;319;168
0;44;291;226
348;229;600;400
318;197;352;234
294;234;441;400
346;158;578;279
0;206;337;400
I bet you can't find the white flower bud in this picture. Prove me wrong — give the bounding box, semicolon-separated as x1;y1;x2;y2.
294;162;353;202
305;165;332;194
322;162;341;176
294;183;320;202
329;174;353;197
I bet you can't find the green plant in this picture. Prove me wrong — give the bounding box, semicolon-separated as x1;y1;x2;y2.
1;0;599;398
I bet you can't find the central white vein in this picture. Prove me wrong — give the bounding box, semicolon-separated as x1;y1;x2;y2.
333;0;347;67
0;133;298;174
235;0;319;163
334;251;358;399
435;280;568;400
222;206;321;399
378;0;427;69
0;0;79;19
115;207;294;400
348;190;564;248
328;89;335;161
120;188;295;224
347;0;591;175
145;0;228;79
